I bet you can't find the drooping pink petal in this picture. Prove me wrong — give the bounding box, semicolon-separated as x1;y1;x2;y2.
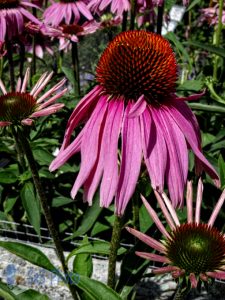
49;131;83;172
115;102;142;215
161;192;180;226
59;85;102;152
126;227;166;253
30;103;64;117
36;78;67;104
70;97;108;199
207;271;225;280
21;68;30;93
100;100;124;207
140;107;167;192
167;100;220;187
128;95;146;118
135;252;170;263
152;107;188;207
189;273;198;288
0;79;7;94
141;194;171;240
38;88;68;110
0;121;11;126
21;118;34;126
152;266;179;275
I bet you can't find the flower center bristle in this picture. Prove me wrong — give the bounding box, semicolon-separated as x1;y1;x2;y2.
0;92;36;123
96;30;177;102
62;24;84;35
166;223;225;275
0;0;19;9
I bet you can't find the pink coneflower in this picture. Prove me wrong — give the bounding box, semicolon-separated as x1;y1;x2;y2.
47;21;99;51
198;2;225;26
49;30;219;215
43;0;93;27
0;0;41;42
0;68;67;127
127;180;225;290
88;0;130;16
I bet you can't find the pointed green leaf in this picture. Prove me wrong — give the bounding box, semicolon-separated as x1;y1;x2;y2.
0;281;16;300
16;289;50;300
187;41;225;58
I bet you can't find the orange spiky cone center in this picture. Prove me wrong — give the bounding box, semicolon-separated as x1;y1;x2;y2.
0;0;19;9
166;223;225;275
0;92;36;123
96;30;177;103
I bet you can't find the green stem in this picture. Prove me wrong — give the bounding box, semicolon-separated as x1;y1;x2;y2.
6;41;15;91
206;78;225;104
11;127;26;173
16;127;78;300
129;0;136;30
71;42;81;96
107;215;123;289
31;36;36;77
213;0;223;81
122;11;128;31
132;192;139;231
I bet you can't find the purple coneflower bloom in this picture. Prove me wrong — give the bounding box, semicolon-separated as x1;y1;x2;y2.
43;0;93;27
0;0;41;42
127;180;225;289
88;0;130;16
50;30;219;215
0;68;67;127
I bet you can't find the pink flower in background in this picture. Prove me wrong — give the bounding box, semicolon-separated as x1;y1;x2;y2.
198;2;225;26
88;0;130;16
50;30;219;215
0;68;67;127
43;0;93;27
0;0;41;42
127;180;225;288
47;21;99;51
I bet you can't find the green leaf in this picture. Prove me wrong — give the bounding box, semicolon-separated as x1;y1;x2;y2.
218;155;225;189
0;241;63;279
64;194;102;240
186;41;225;58
16;289;50;300
73;237;93;277
177;80;203;92
202;132;215;148
0;171;18;184
165;32;191;67
186;0;201;11
139;204;154;232
91;222;110;236
0;281;16;300
4;197;17;214
77;275;123;300
67;241;126;263
62;66;76;87
20;182;41;236
33;148;54;166
52;197;74;208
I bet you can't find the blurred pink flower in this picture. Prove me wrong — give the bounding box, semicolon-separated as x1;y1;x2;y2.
50;30;219;215
47;21;99;51
88;0;130;16
0;42;6;58
0;0;41;42
127;180;225;288
43;0;93;27
198;2;225;26
0;68;67;127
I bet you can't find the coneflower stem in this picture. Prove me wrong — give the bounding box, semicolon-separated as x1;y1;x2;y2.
157;3;164;35
71;41;81;96
31;36;37;77
11;127;26;173
132;192;139;231
16;127;78;300
122;11;128;31
6;41;15;91
107;215;123;289
213;0;223;81
129;0;136;30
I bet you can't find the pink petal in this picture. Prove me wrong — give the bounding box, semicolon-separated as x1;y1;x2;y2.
208;189;225;227
140;107;167;192
0;121;11;126
135;252;170;263
186;180;193;223
195;178;203;224
49;131;83;172
115;103;142;215
189;273;198;288
70;97;108;199
167;100;220;187
21;118;34;126
126;227;166;253
152;266;179;275
207;271;225;280
128;95;146;118
100;100;124;207
30;103;64;117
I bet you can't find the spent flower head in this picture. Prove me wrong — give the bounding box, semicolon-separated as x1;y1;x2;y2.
127;180;225;290
0;68;67;127
50;30;219;215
